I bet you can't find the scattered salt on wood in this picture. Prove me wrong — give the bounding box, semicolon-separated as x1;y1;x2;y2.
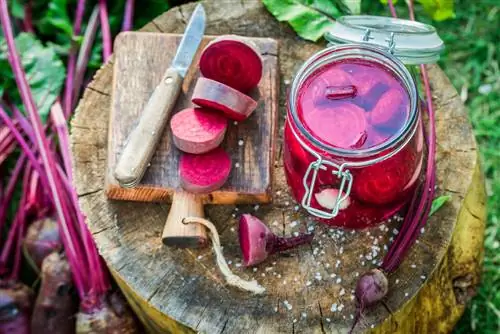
330;303;338;312
405;292;409;297
290;221;299;228
273;307;278;312
301;312;307;318
254;204;259;211
336;277;342;284
306;281;312;287
283;300;293;311
253;267;258;272
238;139;244;146
339;288;345;296
235;162;240;168
421;275;426;280
410;264;417;269
395;279;400;284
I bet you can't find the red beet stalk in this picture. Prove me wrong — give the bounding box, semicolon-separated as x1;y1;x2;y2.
238;214;314;266
350;2;437;332
63;0;86;117
98;0;112;62
121;0;135;32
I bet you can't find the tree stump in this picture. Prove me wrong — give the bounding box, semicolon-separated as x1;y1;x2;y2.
70;1;486;333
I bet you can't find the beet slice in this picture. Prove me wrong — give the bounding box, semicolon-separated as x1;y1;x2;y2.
170;108;227;154
179;147;232;193
192;77;258;121
199;35;263;92
302;102;367;149
369;88;408;127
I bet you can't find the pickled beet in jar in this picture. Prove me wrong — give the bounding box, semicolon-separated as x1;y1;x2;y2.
284;16;443;229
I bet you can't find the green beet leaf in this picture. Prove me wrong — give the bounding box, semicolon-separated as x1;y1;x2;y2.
262;0;343;42
0;33;66;123
429;195;451;217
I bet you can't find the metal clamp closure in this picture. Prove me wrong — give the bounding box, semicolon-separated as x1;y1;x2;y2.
301;157;353;219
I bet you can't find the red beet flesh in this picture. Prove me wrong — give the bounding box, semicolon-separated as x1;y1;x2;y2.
238;214;314;266
76;291;139;333
23;217;62;271
199;35;263;93
0;281;34;334
192;77;258;121
179;147;232;193
302;102;367;149
170;108;227;154
31;252;77;334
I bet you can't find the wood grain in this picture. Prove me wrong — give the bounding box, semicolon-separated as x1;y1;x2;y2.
71;1;485;333
106;32;279;204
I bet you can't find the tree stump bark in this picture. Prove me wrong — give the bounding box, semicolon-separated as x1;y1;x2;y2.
70;1;486;333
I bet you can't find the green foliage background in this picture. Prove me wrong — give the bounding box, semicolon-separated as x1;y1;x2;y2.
1;0;497;332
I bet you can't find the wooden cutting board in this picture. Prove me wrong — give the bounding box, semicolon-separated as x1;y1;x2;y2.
105;32;279;205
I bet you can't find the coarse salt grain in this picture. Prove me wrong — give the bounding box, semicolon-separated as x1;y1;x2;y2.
330;303;338;312
236;263;242;268
273;307;278;312
294;205;300;211
230;227;235;232
405;292;409;297
272;220;279;226
238;139;244;146
293;231;299;237
227;260;232;265
350;314;354;320
355;272;359;277
265;267;273;272
233;121;238;125
290;221;298;228
421;227;425;234
338;304;344;311
336;277;342;284
306;281;312;287
261;273;266;277
276;191;282;196
254;204;260;211
285;201;290;206
277;274;281;278
393;228;399;235
283;300;292;310
253;267;257;272
326;318;331;322
410;264;417;268
302;312;307;318
293;319;297;323
361;261;366;266
395;279;400;284
235;162;240;168
330;273;336;278
197;255;203;260
339;288;345;296
421;275;426;280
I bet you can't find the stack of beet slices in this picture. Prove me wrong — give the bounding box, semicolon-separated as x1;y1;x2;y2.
170;35;263;193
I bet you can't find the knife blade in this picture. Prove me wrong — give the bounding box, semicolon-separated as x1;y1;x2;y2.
114;4;206;188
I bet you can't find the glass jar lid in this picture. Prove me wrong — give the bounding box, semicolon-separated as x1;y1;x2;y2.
325;15;444;65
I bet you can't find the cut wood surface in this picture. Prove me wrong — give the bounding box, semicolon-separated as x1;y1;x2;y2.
106;32;278;204
71;1;486;333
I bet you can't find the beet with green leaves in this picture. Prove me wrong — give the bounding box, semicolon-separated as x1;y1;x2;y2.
31;252;77;334
238;214;314;266
0;280;34;334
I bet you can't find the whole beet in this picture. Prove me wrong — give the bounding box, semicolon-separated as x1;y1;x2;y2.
31;252;77;334
0;280;34;334
23;217;62;270
76;291;139;334
355;268;389;307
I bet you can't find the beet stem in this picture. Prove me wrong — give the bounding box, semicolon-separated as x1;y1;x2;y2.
74;6;99;109
121;0;135;32
63;0;86;117
98;0;112;62
0;154;25;232
272;233;314;253
326;85;357;100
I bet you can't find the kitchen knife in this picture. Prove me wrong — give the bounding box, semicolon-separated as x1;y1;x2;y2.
114;4;206;187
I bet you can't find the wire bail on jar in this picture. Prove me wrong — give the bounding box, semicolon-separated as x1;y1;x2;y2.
288;121;353;219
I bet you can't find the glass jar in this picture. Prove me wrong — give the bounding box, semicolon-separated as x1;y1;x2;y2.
283;16;443;229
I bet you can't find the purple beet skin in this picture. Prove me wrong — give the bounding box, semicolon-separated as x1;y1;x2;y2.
238;214;314;266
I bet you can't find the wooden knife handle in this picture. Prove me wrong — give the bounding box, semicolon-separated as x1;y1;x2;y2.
162;190;208;248
114;67;183;187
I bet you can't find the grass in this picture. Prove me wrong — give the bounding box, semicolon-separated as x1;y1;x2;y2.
363;1;499;332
